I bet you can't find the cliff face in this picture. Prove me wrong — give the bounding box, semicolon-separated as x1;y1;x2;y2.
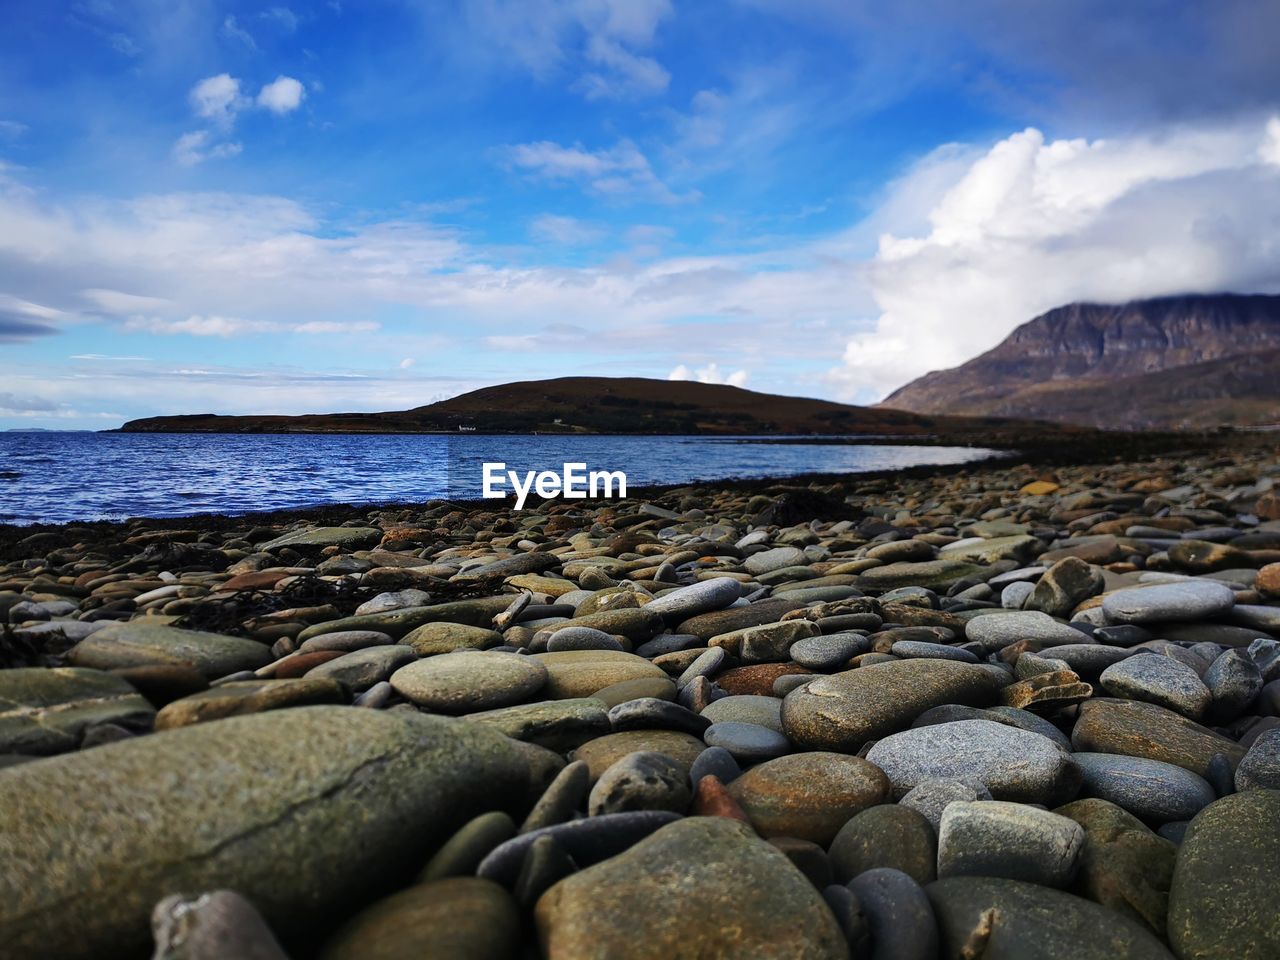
879;294;1280;430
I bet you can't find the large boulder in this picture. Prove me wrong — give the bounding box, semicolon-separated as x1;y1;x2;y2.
69;623;272;679
0;706;539;960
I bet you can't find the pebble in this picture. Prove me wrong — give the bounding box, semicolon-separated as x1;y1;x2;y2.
534;818;848;959
937;800;1084;888
1234;728;1280;790
588;750;691;815
390;651;547;713
789;632;867;670
828;803;937;885
865;719;1082;805
847;868;938;960
1099;654;1212;720
700;694;783;732
1167;790;1280;960
1101;579;1237;624
704;721;791;763
1072;698;1246;777
1072;752;1216;822
899;776;993;832
726;751;889;845
964;611;1093;652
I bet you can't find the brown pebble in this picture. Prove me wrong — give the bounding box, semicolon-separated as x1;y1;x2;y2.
691;775;753;825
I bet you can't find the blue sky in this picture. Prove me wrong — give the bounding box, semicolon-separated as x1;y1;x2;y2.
2;0;1279;428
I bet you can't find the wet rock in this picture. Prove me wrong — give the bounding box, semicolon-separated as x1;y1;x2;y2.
0;667;155;755
70;623;272;679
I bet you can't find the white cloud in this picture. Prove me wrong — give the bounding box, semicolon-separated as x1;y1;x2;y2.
668;362;749;387
221;15;257;50
506;139;691;202
1263;117;1280;166
0;120;28;139
529;213;605;245
576;36;669;100
399;357;415;369
257;76;305;114
172;130;242;166
834;115;1280;401
189;73;244;127
123;315;379;337
261;6;300;32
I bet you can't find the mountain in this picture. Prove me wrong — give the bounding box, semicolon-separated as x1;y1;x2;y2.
117;376;1037;438
879;293;1280;430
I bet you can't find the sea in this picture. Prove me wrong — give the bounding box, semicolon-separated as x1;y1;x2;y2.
0;432;1001;526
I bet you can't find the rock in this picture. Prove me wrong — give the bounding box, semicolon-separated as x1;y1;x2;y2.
535;817;847;959
858;559;986;591
608;697;709;736
479;811;682;885
419;811;517;882
1168;539;1252;573
0;706;539;960
151;890;289;960
390;651;547;713
297;598;513;643
725;751;888;845
937;800;1084;888
1003;580;1036;609
572;730;706;781
790;633;866;670
463;698;610;752
455;553;560;580
733;620;820;663
400;622;502;656
865;719;1081;805
1000;669;1094;713
1054;798;1176;935
1024;557;1105;618
1073;753;1215;823
700;694;783;732
0;667;155;755
70;623;272;679
1168;790;1280;960
1072;699;1246;777
690;745;742;786
532;650;669;699
847;867;938;960
676;599;807;641
1101;580;1236;625
927;877;1175;959
828;804;937;885
259;526;382;552
521;760;590;833
588;751;691;815
782;659;1005;752
940;533;1040;564
1203;648;1263;722
900;777;993;832
703;721;791;764
744;546;808;576
305;645;417;691
319;877;520;960
718;663;816;696
154;678;346;729
965;611;1093;652
643;577;740;621
545;626;624;652
353;590;433;617
1235;729;1280;791
1099;655;1212;720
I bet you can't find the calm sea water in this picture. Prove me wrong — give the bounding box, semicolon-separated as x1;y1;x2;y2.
0;432;1000;525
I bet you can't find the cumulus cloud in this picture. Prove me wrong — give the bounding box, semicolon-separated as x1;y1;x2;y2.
189;74;244;127
833;115;1280;401
172;130;242;166
669;362;749;388
176;73;306;165
257;76;305;114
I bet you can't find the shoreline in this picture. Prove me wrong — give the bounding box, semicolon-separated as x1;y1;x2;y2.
0;430;1219;540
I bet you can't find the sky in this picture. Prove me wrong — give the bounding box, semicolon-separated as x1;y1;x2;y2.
2;0;1280;429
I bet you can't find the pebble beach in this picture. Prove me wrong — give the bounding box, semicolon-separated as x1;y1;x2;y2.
2;442;1279;959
